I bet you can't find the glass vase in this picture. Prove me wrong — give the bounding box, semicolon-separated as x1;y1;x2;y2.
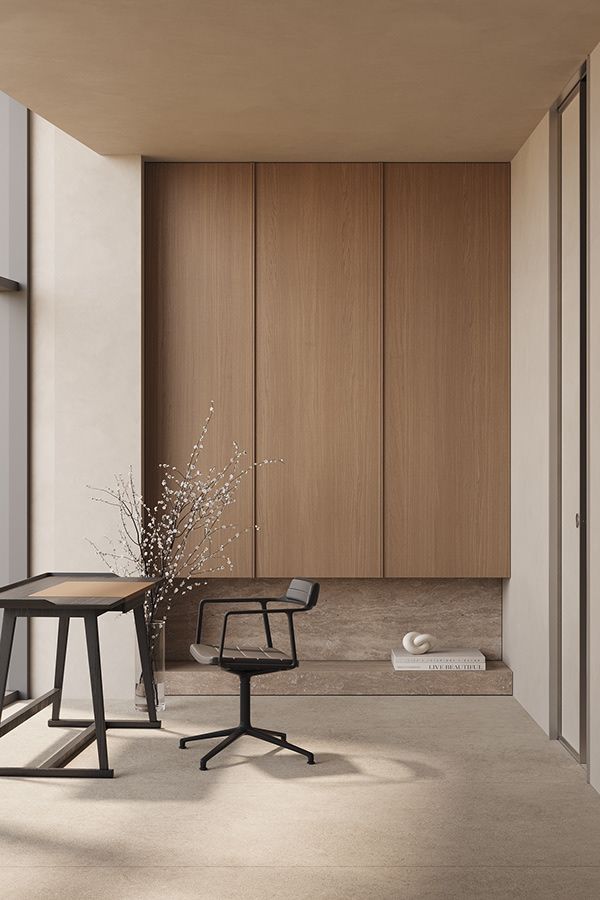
134;618;166;713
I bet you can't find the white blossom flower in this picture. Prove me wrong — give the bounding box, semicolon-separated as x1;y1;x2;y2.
88;405;282;636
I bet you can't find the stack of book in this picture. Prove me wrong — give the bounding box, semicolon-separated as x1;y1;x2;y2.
391;648;486;671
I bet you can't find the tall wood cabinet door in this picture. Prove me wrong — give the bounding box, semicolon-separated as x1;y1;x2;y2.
384;163;510;577
256;163;382;577
144;163;254;576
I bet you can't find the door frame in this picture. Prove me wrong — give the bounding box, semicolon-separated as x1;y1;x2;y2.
0;95;28;699
549;63;589;766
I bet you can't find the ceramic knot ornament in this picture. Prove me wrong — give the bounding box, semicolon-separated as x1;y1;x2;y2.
402;631;436;655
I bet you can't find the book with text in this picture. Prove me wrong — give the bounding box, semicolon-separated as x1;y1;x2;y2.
391;648;486;671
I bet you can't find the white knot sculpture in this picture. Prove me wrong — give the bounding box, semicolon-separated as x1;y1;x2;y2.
402;631;436;655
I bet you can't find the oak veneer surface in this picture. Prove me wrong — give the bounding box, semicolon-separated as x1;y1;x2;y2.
384;163;510;577
144;163;254;575
255;163;382;577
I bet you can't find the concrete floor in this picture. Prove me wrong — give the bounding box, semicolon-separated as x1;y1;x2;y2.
1;695;600;899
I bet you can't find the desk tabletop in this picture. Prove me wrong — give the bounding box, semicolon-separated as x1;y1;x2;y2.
0;573;160;613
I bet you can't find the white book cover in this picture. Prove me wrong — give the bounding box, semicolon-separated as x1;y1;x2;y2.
394;663;486;672
394;662;486;672
391;648;486;670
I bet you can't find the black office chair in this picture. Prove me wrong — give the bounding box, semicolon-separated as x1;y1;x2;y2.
179;578;320;770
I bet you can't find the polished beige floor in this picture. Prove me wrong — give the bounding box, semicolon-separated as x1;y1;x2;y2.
0;695;599;899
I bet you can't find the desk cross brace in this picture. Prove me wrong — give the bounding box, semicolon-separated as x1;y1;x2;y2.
0;606;161;778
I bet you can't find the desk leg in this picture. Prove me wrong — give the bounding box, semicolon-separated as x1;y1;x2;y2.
84;614;109;771
0;612;16;722
52;617;70;720
133;605;158;724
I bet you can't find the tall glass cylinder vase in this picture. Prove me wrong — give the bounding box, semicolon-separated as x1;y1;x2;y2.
134;618;166;712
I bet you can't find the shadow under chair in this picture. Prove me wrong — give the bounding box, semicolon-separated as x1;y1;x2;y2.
179;578;319;770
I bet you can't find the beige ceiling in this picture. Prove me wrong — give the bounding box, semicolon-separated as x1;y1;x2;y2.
0;0;599;161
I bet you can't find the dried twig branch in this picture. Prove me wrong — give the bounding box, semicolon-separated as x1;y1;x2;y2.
88;405;282;632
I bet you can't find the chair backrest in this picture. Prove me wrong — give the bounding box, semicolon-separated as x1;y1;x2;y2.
284;578;319;609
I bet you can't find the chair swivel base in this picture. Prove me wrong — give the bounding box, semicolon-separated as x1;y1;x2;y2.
178;670;315;770
179;724;315;770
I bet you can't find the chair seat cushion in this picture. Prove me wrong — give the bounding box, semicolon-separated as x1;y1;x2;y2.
189;642;293;666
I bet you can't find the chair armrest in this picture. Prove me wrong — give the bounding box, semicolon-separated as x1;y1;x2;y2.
195;597;280;645
219;608;299;666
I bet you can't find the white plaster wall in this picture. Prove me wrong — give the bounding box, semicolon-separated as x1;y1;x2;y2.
503;115;551;734
588;44;600;793
30;115;142;699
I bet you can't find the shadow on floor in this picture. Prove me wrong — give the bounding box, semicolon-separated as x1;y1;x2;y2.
13;725;443;803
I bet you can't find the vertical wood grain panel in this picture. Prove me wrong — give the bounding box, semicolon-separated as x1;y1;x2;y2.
384;163;510;577
144;163;254;576
256;163;382;577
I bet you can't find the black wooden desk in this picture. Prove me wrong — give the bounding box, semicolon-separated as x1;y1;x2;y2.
0;573;162;778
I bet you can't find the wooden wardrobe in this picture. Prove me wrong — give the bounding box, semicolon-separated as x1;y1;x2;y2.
144;162;509;578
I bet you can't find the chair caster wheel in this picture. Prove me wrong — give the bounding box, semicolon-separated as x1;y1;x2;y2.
179;741;187;749
199;762;207;771
307;757;315;765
